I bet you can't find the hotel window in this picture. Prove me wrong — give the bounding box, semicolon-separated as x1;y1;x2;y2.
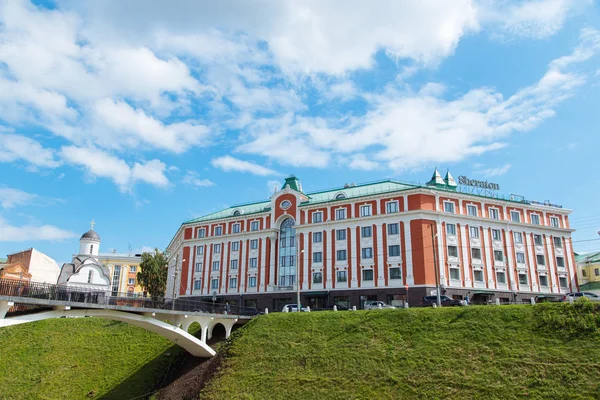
212;261;220;271
335;208;346;220
337;271;347;282
250;239;258;250
313;272;323;284
556;257;565;268
386;201;399;213
469;226;479;238
510;211;521;223
471;248;482;260
250;221;259;231
336;229;346;241
519;273;528;285
231;242;239;251
516;252;526;264
534;234;543;246
197;246;204;256
129;265;136;273
229;278;237;288
467;204;478;216
232;223;241;234
446;223;456;236
539;275;548;287
198;228;206;238
230;259;238;270
312;212;323;223
496;271;507;284
474;270;484;282
361;226;372;238
363;269;374;281
337;250;347;262
582;269;587;277
313;232;322;243
362;247;373;259
559;277;568;288
536;255;545;265
249;277;257;287
448;246;458;258
388;223;399;235
111;266;121;296
553;237;562;248
194;280;202;290
214;226;223;236
388;245;400;257
195;263;202;272
360;204;372;217
313;252;323;263
492;229;502;241
530;214;540;225
390;267;401;280
514;232;523;244
211;279;219;289
250;258;258;269
280;256;287;267
450;267;460;280
494;250;504;262
444;201;455;214
550;217;560;228
489;208;499;220
595;268;599;277
214;244;221;253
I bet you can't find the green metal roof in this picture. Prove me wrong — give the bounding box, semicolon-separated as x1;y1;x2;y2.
576;251;600;263
185;200;271;224
303;180;416;205
579;282;600;291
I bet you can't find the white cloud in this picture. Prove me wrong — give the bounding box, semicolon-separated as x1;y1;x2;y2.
0;215;77;242
211;155;278;176
0;133;60;168
347;155;380;171
182;171;215;188
60;146;170;191
325;81;358;101
0;187;38;208
476;163;511;177
267;180;281;194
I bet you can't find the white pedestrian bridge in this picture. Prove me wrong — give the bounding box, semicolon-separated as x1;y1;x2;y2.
0;279;254;358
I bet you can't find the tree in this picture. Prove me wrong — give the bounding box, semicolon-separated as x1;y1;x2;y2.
137;249;168;298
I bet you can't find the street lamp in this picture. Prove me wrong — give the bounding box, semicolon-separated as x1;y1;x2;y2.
296;240;305;312
171;255;186;311
430;223;441;307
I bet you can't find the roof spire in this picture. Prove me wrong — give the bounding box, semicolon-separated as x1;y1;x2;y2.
281;174;303;193
444;170;457;190
426;168;445;187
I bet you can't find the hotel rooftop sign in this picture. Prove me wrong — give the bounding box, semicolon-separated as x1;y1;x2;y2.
458;176;500;191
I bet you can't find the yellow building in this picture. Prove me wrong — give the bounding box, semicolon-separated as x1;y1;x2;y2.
575;251;600;295
98;252;145;297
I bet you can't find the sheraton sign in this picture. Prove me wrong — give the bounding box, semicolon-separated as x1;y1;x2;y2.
458;176;500;191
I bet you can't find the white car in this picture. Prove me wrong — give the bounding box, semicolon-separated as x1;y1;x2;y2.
282;304;309;312
563;292;600;302
364;301;395;310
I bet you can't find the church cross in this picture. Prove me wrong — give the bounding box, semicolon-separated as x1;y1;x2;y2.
90;219;96;230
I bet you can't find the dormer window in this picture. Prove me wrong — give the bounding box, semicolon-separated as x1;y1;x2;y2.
335;193;347;200
233;210;241;216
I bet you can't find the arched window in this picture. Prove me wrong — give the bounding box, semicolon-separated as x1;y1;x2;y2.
233;210;241;216
87;270;93;283
279;218;297;287
90;245;94;254
335;193;347;199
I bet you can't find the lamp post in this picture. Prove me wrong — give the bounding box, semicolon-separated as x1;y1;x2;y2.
430;223;441;307
171;254;186;311
296;239;305;312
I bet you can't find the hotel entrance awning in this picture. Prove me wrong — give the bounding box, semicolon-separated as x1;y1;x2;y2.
306;291;328;296
473;291;494;295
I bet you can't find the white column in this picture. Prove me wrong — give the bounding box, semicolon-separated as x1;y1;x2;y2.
565;236;577;289
239;240;246;293
525;232;538;292
326;229;333;289
269;236;276;290
436;221;446;285
459;225;471;288
303;231;309;290
482;228;494;289
376;224;385;287
545;235;558;293
403;221;414;285
350;228;358;288
503;229;516;290
259;238;267;292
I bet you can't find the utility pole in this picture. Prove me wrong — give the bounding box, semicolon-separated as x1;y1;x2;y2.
171;254;178;311
296;238;302;311
431;223;441;307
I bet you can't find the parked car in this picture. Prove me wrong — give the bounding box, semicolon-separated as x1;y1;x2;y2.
421;295;466;307
562;292;600;302
282;304;309;312
244;307;264;316
364;301;395;310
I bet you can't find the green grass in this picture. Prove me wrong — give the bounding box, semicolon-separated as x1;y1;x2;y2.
0;318;195;399
202;302;600;400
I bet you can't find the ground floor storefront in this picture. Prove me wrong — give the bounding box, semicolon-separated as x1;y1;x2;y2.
188;287;564;312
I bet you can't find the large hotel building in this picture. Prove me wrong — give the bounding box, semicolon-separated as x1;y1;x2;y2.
166;170;578;310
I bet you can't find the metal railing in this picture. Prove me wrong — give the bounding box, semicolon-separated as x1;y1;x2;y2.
0;279;258;317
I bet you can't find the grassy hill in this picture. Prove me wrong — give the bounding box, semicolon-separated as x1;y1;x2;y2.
0;318;194;399
202;302;600;400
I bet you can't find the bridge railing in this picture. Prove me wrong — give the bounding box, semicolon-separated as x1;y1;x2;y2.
0;279;258;317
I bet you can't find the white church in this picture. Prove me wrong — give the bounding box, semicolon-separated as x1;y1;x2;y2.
57;221;112;292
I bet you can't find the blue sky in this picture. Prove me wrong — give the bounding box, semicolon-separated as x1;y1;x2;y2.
1;0;599;264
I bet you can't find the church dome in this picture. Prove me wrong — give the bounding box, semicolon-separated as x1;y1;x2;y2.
81;230;100;241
